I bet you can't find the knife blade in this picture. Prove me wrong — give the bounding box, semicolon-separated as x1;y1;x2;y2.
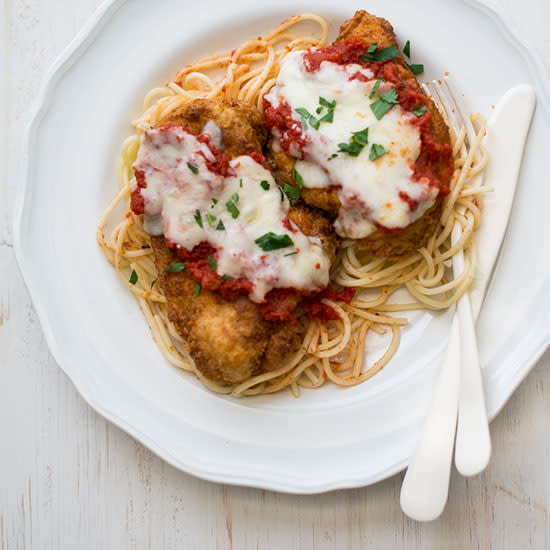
469;84;536;321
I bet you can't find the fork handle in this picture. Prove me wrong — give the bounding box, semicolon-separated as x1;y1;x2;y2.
400;315;460;521
454;294;491;476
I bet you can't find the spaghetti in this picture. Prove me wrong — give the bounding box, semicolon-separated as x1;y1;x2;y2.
97;14;488;397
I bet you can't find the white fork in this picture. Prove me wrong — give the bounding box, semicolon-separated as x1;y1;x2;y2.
400;78;491;521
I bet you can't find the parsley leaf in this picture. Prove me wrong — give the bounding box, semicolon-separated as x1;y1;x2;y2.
150;278;157;289
260;180;270;190
406;62;424;75
337;128;369;157
206;211;216;226
216;219;225;231
193;283;201;296
225;200;240;219
370;88;399;120
353;128;369;145
255;232;294;251
187;162;198;174
163;262;186;273
285;169;303;203
296;98;336;131
207;256;217;270
414;104;427;117
194;209;203;228
221;274;231;280
284;251;299;257
319;97;335;108
380;88;399;104
129;269;138;285
284;184;301;205
362;44;399;62
231;193;239;203
309;115;320;130
369;78;384;99
403;40;411;58
295;107;310;129
369;143;389;161
292;168;304;189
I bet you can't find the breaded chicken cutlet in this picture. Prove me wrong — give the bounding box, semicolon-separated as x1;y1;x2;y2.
139;99;338;385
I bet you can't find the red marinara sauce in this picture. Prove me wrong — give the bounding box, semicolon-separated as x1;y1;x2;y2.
165;240;353;323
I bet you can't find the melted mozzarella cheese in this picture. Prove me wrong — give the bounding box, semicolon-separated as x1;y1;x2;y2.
133;126;330;302
264;50;438;239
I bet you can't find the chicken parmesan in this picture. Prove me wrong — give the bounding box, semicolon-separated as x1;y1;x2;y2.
264;11;453;255
98;11;487;396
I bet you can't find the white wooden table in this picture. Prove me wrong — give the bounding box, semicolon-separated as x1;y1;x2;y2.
1;1;549;548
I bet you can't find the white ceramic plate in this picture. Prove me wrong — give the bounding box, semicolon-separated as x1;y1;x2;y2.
14;0;550;493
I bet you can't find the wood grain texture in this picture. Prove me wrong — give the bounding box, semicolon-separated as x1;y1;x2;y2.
1;1;549;548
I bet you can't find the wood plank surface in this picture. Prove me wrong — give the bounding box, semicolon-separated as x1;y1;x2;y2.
1;1;549;548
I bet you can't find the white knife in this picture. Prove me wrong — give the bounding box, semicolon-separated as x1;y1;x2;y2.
454;84;536;475
400;84;536;521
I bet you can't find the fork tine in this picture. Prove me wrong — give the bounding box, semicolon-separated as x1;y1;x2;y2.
441;78;476;146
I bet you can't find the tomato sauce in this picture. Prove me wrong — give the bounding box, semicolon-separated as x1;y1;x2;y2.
262;99;308;156
165;239;354;323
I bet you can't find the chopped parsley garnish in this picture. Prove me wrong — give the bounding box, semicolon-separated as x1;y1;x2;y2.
337;127;369;157
216;219;225;231
187;162;198;174
284;168;304;205
129;269;138;285
255;232;294;251
370;88;399;120
284;184;301;205
309;115;320;130
295;97;336;131
211;198;218;206
231;193;239;203
150;278;157;289
194;209;203;228
369;143;389;161
284;250;299;257
292;168;304;188
295;107;310;129
206;211;216;226
260;180;270;190
221;274;231;280
193;283;201;296
361;44;399;62
319;96;335;108
414;104;427;117
406;62;424;75
207;256;217;270
369;78;384;99
225;199;240;219
163;262;186;273
239;178;243;188
403;40;411;58
328;153;338;160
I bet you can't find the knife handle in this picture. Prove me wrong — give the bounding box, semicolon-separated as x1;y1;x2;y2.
454;293;491;476
400;315;460;521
